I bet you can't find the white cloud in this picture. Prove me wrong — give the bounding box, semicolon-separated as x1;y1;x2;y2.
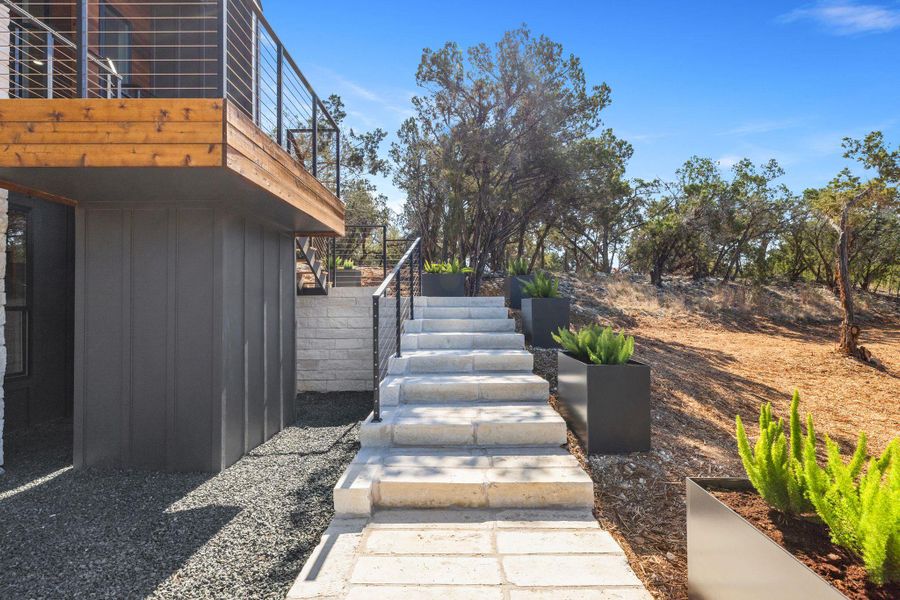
716;154;743;169
718;118;807;136
778;1;900;35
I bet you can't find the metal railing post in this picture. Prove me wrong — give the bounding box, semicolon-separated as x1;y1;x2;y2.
330;235;336;287
311;98;318;177
410;250;415;321
418;243;423;294
275;42;283;146
335;130;341;198
382;225;387;281
395;274;402;358
216;0;228;98
372;295;381;422
45;31;53;99
75;0;87;97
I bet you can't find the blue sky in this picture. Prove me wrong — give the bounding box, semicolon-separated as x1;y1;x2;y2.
265;0;900;210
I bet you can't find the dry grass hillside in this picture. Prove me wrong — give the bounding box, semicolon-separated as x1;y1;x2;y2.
483;273;900;599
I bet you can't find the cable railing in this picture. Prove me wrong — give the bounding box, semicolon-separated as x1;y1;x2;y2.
371;237;421;422
0;0;340;198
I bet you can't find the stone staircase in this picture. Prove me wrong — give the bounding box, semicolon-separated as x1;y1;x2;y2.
333;295;594;515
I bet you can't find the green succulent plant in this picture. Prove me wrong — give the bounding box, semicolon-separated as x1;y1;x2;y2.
521;272;560;298
507;257;531;276
552;324;634;365
424;259;473;274
333;257;356;270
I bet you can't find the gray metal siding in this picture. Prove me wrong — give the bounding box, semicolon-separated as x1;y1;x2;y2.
75;204;296;472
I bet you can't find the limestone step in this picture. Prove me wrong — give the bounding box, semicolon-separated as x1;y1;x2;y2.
419;296;505;307
360;401;567;447
388;349;533;375
418;306;509;319
380;372;549;405
404;318;516;333
401;331;524;351
334;446;594;515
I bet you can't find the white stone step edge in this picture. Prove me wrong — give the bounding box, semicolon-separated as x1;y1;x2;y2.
400;331;525;351
387;349;533;375
418;306;509;319
333;447;594;516
404;318;516;333
360;402;567;447
418;296;505;307
378;372;549;406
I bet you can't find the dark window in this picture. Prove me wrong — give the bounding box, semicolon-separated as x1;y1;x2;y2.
5;208;30;377
99;1;132;87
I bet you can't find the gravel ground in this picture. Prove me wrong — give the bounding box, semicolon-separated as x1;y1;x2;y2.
0;391;372;600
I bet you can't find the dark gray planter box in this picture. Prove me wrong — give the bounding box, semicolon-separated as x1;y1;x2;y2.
521;297;569;348
687;478;847;600
556;351;650;453
422;273;466;296
505;274;534;309
334;269;362;287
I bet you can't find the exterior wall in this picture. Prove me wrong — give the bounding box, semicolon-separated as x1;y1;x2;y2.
0;188;7;472
75;203;295;472
296;287;374;392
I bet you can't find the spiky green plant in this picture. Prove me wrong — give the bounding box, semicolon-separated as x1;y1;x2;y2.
735;391;815;514
552;324;634;365
521;272;560;298
507;257;531;276
424;259;473;274
340;258;355;270
804;435;899;584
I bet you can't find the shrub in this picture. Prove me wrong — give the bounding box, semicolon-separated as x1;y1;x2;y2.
507;257;531;276
735;391;814;514
552;324;634;365
333;257;356;270
424;259;473;274
804;435;899;585
522;272;559;298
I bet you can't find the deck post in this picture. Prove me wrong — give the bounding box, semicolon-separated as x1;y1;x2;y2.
216;0;228;98
75;0;87;97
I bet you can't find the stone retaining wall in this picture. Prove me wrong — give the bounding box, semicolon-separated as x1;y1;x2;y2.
296;286;374;392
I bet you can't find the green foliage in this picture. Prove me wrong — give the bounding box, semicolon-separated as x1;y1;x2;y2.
424;259;473;274
521;272;560;298
333;257;356;270
552;324;634;365
507;257;531;276
804;435;900;584
735;391;815;514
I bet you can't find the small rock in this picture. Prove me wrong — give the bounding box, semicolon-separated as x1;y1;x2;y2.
826;553;841;561
666;552;676;561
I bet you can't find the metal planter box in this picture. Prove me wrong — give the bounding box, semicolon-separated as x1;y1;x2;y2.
422;273;466;296
334;269;362;287
556;351;650;453
521;297;569;348
687;478;847;600
505;274;534;309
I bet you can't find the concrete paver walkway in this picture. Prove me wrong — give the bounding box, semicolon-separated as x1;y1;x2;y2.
287;297;650;598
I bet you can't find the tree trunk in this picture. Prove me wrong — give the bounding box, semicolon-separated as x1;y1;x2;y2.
833;192;871;362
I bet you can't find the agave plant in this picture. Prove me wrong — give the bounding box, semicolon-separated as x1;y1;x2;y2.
552;324;634;365
333;257;356;270
521;272;559;298
507;257;531;276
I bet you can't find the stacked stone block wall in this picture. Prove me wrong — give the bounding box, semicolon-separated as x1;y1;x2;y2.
296;286;374;392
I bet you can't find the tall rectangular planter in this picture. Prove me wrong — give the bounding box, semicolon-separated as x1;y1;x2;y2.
334;269;362;287
422;273;466;296
687;478;847;600
505;274;534;309
556;351;650;453
521;297;569;348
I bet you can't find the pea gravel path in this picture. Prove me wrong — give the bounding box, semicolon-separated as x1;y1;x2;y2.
0;392;372;600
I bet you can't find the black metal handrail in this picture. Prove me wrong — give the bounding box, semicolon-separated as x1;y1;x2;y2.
372;237;422;422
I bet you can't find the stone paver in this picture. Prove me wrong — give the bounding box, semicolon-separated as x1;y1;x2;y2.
288;296;651;598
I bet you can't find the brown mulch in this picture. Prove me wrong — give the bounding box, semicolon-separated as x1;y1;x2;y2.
487;272;900;600
712;490;899;599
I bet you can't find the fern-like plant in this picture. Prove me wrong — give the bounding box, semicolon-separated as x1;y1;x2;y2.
804;435;899;584
424;259;473;274
552;324;635;365
521;272;560;298
507;257;531;276
735;391;814;514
